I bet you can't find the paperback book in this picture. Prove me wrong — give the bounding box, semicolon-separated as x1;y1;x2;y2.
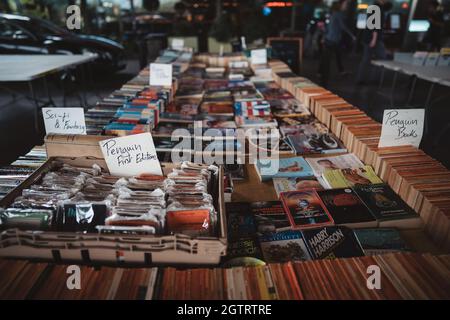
259;230;311;263
250;201;291;233
317;188;377;228
353;183;421;228
255;156;314;181
280;189;334;229
273;177;325;197
321;165;383;189
305;154;364;177
353;228;411;255
302;226;365;259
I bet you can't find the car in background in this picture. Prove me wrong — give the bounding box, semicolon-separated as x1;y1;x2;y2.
0;13;126;72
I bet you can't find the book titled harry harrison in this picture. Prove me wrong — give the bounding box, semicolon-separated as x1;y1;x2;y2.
302;226;365;260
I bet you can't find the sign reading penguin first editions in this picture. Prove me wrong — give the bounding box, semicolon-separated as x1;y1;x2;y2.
150;63;173;87
99;132;162;177
378;109;425;148
42;107;86;135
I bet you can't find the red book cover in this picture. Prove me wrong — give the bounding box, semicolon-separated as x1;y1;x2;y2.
280;189;334;229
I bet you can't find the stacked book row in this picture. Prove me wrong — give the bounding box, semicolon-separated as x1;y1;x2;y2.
270;61;450;251
1;252;448;299
0;146;47;200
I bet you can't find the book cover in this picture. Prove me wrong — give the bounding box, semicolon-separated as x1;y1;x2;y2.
322;165;383;189
353;228;410;255
302;226;365;259
286;125;346;155
259;230;311;263
353;183;419;222
305;154;364;177
273;177;324;197
279;189;334;229
225;202;262;260
255;156;314;181
317;188;377;227
250;201;291;233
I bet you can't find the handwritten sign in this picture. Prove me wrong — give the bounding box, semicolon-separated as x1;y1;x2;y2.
150;63;172;87
99;133;162;177
42;107;86;135
251;49;267;65
378;109;425;148
171;38;184;50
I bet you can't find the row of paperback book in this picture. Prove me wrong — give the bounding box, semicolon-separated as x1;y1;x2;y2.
225;200;415;264
1;252;448;299
0;146;47;200
269;60;450;251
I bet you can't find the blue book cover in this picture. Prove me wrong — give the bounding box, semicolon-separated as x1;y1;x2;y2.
259;230;311;263
354;228;410;255
255;156;314;181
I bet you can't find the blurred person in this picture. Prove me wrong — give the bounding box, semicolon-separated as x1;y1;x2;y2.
173;1;194;36
423;0;444;51
134;0;161;68
318;0;356;86
355;0;392;85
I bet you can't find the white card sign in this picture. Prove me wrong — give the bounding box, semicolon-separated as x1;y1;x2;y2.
378;109;425;148
150;63;172;87
99;133;162;177
42;107;86;135
251;49;267;65
171;38;184;50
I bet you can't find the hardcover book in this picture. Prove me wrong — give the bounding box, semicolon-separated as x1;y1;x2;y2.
279;189;334;229
302;226;365;259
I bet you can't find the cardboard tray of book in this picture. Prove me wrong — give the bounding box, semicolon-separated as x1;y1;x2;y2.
0;134;227;265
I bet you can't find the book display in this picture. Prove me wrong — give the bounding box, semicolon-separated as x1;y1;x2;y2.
0;49;449;300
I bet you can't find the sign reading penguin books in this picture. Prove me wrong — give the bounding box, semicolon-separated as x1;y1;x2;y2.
378;109;425;148
99;132;162;177
42;107;86;135
150;63;173;87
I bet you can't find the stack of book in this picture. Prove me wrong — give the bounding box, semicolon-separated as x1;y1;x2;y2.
271;60;450;251
0;146;47;200
1;252;448;299
225;199;417;264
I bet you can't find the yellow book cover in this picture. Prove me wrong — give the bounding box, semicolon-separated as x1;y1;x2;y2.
323;165;383;188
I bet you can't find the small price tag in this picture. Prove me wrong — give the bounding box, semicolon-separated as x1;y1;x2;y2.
171;38;184;50
150;63;172;87
251;49;267;65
